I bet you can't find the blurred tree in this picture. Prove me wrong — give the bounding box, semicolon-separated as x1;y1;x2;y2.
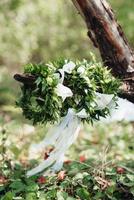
71;0;134;103
0;0;133;69
109;0;134;45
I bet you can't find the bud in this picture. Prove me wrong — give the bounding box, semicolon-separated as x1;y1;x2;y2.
116;167;125;174
79;155;86;162
37;176;47;184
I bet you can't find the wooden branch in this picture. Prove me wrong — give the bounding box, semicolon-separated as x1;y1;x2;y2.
14;73;133;104
14;74;36;86
71;0;134;103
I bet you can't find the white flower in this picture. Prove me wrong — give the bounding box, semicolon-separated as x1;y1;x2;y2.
55;83;73;101
63;61;76;74
77;65;85;75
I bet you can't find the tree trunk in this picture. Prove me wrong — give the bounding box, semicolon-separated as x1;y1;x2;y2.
71;0;134;103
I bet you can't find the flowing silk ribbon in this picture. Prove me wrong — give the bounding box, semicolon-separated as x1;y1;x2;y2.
27;109;81;177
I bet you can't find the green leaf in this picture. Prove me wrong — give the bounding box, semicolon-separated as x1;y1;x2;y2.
127;174;134;182
9;180;26;192
0;185;5;192
25;192;37;200
36;77;42;86
1;192;14;200
130;187;134;196
57;191;68;200
66;197;76;200
26;182;39;192
119;176;134;187
44;189;57;199
76;188;91;200
38;192;47;200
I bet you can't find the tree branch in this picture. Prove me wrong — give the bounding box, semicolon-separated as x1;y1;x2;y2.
14;74;36;87
71;0;134;103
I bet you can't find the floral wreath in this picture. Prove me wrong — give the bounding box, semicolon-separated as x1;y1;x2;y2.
16;55;120;177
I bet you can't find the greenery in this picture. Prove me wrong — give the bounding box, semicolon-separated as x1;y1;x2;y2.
0;122;134;200
1;161;134;200
0;0;133;69
17;57;120;124
0;0;134;200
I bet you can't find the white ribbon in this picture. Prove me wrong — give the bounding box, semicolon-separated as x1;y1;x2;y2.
55;83;73;101
100;97;134;122
95;92;114;110
54;61;76;101
62;61;76;74
27;109;81;177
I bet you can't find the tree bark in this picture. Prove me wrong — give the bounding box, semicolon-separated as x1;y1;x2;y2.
71;0;134;103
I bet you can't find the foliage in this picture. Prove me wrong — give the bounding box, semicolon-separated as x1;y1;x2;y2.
0;0;91;67
0;118;134;200
17;57;120;124
0;157;134;199
0;0;133;69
